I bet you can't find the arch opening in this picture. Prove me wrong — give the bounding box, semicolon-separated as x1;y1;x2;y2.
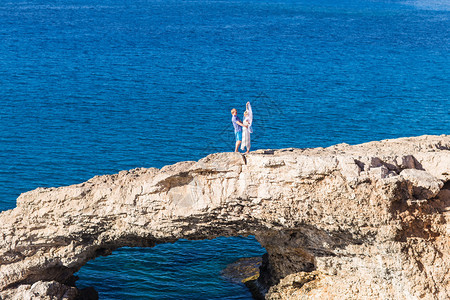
75;236;266;299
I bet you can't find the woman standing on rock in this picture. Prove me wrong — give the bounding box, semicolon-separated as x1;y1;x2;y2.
241;101;253;153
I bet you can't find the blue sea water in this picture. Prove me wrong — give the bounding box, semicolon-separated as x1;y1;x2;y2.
0;0;449;299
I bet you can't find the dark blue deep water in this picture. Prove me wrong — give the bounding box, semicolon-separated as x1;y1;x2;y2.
0;0;449;299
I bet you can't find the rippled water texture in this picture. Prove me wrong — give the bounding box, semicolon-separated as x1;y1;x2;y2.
0;0;449;299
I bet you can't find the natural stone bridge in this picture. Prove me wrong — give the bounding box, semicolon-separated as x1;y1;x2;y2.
1;135;449;299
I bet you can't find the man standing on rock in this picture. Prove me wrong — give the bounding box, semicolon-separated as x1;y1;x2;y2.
231;108;247;152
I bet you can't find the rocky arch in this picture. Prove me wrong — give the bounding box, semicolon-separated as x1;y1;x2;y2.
0;135;449;299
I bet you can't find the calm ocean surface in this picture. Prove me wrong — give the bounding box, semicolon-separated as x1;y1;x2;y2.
0;0;449;299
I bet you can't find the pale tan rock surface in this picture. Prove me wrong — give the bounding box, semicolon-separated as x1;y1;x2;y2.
0;135;449;299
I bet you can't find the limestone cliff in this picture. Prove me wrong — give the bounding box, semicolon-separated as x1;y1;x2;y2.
0;135;449;299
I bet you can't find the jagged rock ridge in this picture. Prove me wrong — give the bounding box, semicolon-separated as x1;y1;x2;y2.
0;135;449;299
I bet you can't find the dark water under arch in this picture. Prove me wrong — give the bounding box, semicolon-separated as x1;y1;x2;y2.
75;236;266;299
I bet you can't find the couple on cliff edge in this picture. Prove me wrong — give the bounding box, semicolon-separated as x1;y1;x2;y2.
231;101;253;153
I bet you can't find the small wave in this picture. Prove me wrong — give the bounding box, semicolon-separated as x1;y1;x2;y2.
401;0;450;11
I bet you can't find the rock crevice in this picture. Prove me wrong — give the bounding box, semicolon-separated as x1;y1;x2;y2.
0;135;449;299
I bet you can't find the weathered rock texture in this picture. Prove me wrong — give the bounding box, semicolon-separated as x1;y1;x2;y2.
1;135;449;299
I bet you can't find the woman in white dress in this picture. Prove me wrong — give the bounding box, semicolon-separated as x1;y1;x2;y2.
241;101;253;153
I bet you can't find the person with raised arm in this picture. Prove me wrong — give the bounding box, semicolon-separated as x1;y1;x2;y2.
241;102;253;153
